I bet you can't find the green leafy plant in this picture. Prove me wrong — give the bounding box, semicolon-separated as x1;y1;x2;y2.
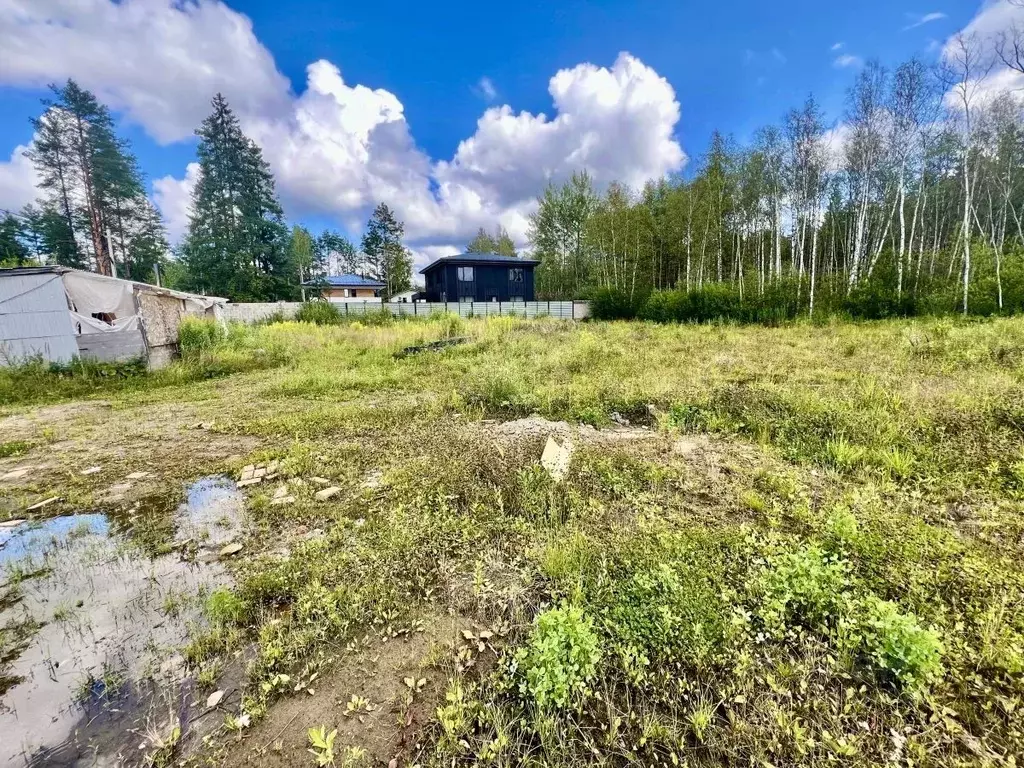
515;603;602;710
307;725;338;766
860;596;943;692
758;545;852;632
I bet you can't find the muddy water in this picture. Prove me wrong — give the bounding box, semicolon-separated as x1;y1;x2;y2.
0;476;245;767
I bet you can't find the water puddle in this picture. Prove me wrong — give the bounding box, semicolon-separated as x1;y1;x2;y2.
0;476;245;766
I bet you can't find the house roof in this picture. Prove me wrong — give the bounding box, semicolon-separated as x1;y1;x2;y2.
303;273;385;288
420;252;539;274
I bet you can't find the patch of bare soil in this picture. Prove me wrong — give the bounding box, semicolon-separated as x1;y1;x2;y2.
484;414;656;445
480;414;738;469
0;399;258;517
0;400;114;441
217;614;473;768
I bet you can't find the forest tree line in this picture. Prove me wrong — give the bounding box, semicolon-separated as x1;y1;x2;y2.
529;34;1024;317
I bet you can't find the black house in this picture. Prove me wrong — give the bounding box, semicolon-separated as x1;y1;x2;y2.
420;253;539;303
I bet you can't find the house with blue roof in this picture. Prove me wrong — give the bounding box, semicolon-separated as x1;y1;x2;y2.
302;273;385;302
420;253;539;303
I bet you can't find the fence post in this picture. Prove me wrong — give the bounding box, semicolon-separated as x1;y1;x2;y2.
345;302;349;316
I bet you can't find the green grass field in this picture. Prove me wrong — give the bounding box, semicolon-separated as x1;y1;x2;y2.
2;314;1024;766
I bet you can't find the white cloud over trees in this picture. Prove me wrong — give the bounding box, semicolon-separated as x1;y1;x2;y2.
0;0;687;257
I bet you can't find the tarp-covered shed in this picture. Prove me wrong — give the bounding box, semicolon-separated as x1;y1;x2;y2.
0;267;225;368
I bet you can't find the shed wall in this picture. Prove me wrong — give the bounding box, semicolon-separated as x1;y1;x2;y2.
0;272;77;365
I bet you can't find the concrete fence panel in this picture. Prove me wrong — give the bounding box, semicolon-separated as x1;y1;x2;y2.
219;302;304;324
221;300;590;324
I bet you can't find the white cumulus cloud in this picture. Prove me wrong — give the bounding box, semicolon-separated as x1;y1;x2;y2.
0;0;687;254
0;0;290;145
0;143;36;214
152;162;200;244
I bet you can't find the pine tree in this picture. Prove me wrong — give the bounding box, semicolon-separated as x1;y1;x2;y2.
361;203;411;300
55;81;119;275
181;94;292;300
26;105;84;268
25;80;169;276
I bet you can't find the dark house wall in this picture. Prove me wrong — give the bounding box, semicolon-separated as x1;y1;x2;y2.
423;263;535;302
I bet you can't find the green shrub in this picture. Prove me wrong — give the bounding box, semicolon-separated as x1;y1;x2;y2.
295;301;342;325
859;595;943;692
178;316;226;360
589;287;643;320
516;603;602;710
758;545;852;632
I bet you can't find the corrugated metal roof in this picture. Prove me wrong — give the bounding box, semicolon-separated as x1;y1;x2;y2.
420;252;538;274
303;274;385;288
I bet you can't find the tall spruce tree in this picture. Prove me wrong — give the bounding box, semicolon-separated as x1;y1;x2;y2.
361;203;412;300
181;94;292;300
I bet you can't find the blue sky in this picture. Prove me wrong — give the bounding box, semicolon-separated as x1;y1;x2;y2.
0;0;996;261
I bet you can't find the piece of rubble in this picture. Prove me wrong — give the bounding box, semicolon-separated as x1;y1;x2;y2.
540;436;572;482
314;486;341;501
239;464;255;481
0;518;25;528
309;476;331;486
206;690;225;708
270;495;295;506
610;411;631;427
1;468;31;481
237;477;262;488
26;496;61;512
219;542;243;557
126;471;151;480
80;466;102;476
273;485;289;499
100;482;132;501
252;467;267;479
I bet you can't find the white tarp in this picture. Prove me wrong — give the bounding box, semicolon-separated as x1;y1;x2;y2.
62;271;139;335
